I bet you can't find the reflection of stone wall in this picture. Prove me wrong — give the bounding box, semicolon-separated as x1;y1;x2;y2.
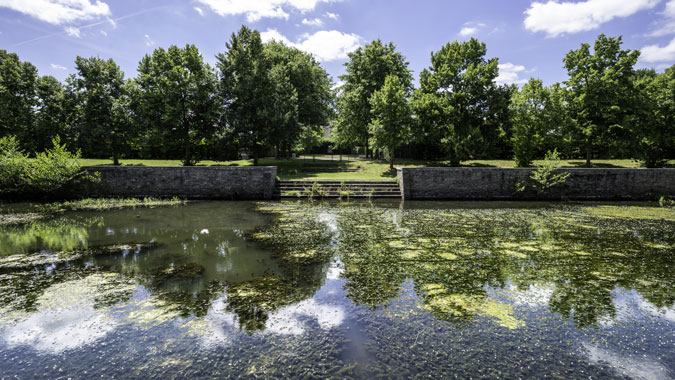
85;166;277;200
398;168;675;200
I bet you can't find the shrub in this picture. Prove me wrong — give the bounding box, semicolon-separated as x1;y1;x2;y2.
0;136;98;199
516;150;570;195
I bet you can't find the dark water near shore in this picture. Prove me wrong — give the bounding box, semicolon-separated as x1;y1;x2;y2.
0;201;674;379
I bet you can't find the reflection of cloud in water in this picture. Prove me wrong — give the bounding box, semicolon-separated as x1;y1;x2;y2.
1;274;126;354
266;299;344;335
505;283;554;307
326;259;344;280
609;289;675;326
191;297;345;347
583;342;672;380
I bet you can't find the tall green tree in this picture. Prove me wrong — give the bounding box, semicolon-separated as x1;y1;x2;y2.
510;78;549;167
629;67;675;167
217;26;276;165
32;75;70;152
369;75;413;169
264;41;333;158
138;45;220;165
413;38;500;166
563;34;640;166
334;40;412;157
0;50;38;146
68;56;131;165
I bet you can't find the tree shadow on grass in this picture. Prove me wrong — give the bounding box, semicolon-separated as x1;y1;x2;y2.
565;161;628;169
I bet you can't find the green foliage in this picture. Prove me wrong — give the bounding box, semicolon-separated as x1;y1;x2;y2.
413;38;503;166
264;41;333;157
369;75;413;169
0;136;97;198
563;35;640;166
0;50;38;147
516;150;570;195
334;40;412;154
628;66;675;167
137;44;220;166
510;79;548;167
659;196;674;208
67;56;132;165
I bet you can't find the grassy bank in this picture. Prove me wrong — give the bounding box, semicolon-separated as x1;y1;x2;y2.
80;157;675;181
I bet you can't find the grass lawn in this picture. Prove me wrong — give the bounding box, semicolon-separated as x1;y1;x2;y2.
81;156;675;181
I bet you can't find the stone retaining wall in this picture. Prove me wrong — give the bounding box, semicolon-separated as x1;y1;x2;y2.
397;167;675;200
85;166;277;200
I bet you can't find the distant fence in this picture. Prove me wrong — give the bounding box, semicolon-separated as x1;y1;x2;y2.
84;166;277;200
397;167;675;200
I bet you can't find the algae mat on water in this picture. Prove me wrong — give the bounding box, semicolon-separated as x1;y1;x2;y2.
0;201;673;379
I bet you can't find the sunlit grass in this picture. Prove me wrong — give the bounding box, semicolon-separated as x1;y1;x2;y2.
80;157;674;182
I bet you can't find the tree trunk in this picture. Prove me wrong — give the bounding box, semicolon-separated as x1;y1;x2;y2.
253;150;259;166
183;137;192;166
113;152;120;166
585;141;592;168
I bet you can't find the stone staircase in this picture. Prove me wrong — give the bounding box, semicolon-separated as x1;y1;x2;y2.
275;180;401;199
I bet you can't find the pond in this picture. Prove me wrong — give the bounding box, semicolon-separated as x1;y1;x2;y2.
0;200;674;379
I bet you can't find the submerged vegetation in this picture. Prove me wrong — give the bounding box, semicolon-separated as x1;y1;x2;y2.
0;200;673;378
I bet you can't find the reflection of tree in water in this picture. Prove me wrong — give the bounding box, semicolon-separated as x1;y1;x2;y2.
0;216;100;254
262;202;675;329
1;206;334;334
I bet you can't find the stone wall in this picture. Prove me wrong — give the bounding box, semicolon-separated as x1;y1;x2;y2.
397;167;675;200
85;166;277;200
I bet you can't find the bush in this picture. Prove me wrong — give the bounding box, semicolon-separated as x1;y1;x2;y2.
516;150;570;195
0;136;98;199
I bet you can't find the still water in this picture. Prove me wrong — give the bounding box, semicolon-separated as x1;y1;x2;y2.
0;201;674;379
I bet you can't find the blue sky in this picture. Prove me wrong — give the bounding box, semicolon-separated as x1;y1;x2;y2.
2;0;675;87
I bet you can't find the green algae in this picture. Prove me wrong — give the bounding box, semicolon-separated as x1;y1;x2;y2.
585;205;675;221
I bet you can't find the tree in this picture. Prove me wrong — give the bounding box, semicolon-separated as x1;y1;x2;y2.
264;41;333;158
138;45;220;166
217;26;276;166
334;40;412;157
68;56;132;165
32;75;70;153
629;67;675;167
510;78;549;167
0;50;37;147
563;34;640;166
413;38;500;166
369;75;412;169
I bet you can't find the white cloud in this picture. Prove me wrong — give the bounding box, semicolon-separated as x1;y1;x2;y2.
100;30;107;36
0;0;111;25
641;37;675;62
325;12;338;20
302;17;324;27
144;34;155;47
50;63;67;70
458;22;486;37
194;6;205;16
195;0;338;22
64;26;81;38
459;27;479;37
524;0;661;37
261;28;362;61
648;0;675;37
496;63;529;85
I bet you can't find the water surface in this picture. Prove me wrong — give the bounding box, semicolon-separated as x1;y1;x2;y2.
1;201;674;379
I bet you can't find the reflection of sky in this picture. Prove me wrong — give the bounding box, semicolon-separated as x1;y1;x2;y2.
1;275;120;354
603;288;675;327
583;342;672;380
504;282;554;307
189;295;345;348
